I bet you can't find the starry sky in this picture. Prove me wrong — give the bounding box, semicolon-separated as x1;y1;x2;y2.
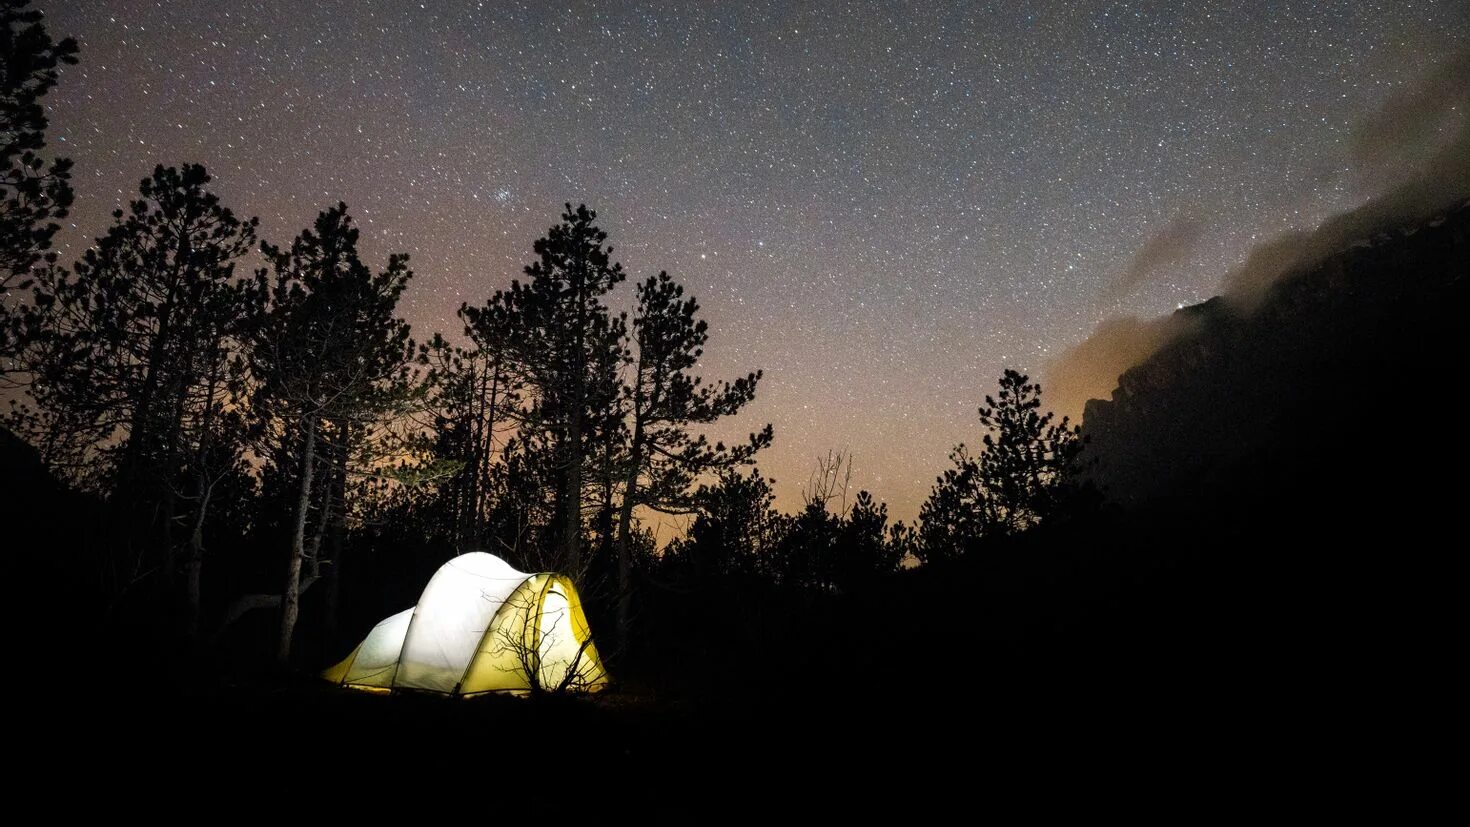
37;0;1470;523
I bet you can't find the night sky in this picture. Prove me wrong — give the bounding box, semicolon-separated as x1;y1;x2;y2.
37;1;1469;523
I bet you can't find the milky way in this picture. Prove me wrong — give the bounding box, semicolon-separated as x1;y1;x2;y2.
37;0;1470;522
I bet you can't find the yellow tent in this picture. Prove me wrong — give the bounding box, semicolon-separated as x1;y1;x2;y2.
323;552;608;695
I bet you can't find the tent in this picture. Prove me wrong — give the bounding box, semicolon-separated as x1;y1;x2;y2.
323;552;608;695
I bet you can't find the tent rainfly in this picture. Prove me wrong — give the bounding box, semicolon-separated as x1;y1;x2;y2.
323;552;608;695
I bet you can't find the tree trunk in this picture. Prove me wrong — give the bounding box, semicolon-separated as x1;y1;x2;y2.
322;538;345;656
322;425;349;650
458;363;483;552
277;414;318;667
614;423;644;652
184;356;220;644
562;265;588;579
184;471;212;643
562;410;583;577
470;364;499;550
158;373;190;587
307;428;335;579
597;434;616;558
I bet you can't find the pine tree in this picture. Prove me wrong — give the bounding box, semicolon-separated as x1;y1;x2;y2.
975;369;1082;534
250;203;415;665
0;0;77;377
833;490;906;588
27;166;258;487
773;450;850;590
461;204;626;579
777;501;841;590
482;435;561;568
21;165;259;612
916;445;983;564
419;332;517;551
916;370;1082;561
665;468;785;583
614;270;771;641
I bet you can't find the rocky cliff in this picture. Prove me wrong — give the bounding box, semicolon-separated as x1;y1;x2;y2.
1082;199;1470;511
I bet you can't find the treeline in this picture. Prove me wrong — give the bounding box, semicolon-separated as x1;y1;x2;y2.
2;2;1090;672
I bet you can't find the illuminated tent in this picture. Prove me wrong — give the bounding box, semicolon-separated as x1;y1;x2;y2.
323;552;608;695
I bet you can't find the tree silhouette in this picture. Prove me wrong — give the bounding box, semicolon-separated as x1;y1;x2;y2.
664;467;786;583
19;165;258;613
417;332;518;552
614;270;771;644
250;204;415;665
768;453;907;590
25;165;258;489
916;445;984;564
0;0;77;378
461;204;627;580
776;500;840;591
918;369;1082;560
833;490;907;588
482;434;560;566
975;369;1082;534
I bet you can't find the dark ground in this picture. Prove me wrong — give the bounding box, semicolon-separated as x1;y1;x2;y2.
10;476;1441;810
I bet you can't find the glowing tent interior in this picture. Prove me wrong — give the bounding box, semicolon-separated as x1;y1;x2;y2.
323;552;608;695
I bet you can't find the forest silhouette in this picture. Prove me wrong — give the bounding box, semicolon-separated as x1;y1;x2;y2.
3;1;1465;787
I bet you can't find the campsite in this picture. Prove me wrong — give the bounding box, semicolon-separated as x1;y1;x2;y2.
4;1;1465;794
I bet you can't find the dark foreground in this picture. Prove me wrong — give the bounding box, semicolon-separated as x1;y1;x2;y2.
39;645;1413;813
21;490;1444;810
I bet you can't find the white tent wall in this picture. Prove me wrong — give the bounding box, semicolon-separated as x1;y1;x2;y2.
393;553;531;693
340;607;414;688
